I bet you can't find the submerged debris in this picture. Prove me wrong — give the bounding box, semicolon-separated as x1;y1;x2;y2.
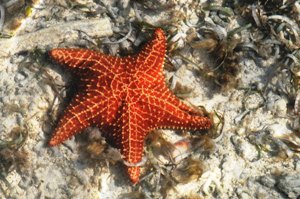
171;157;205;184
0;18;112;56
0;127;27;150
0;0;40;34
0;127;28;196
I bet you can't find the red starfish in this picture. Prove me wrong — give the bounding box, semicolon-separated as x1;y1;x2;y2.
48;28;211;184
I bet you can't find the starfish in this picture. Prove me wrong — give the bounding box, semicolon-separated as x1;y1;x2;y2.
48;28;211;184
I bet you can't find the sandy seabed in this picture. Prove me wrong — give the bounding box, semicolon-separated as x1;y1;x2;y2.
0;0;300;199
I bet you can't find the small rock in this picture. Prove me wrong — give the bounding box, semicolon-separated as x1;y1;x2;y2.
259;175;276;188
273;98;287;115
277;174;300;199
119;0;130;9
243;92;264;110
235;188;252;199
14;72;27;83
231;135;258;161
236;127;246;136
74;170;90;185
256;187;269;199
289;118;300;132
188;12;200;25
294;1;300;15
10;54;26;64
266;97;288;116
295;158;300;171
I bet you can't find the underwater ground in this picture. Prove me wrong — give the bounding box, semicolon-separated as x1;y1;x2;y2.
0;0;300;198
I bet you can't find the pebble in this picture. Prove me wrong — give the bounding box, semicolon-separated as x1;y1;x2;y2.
277;174;300;199
10;54;26;64
236;127;246;136
230;135;258;162
14;72;27;83
119;0;130;9
256;187;269;199
295;158;300;171
259;175;276;188
73;170;90;185
293;2;300;18
272;98;288;115
289;118;300;132
235;188;252;199
243;92;264;110
266;97;288;116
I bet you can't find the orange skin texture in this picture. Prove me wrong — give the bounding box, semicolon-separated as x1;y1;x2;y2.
48;28;211;184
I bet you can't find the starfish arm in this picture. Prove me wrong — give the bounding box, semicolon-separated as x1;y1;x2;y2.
49;48;120;76
49;90;119;146
101;102;148;184
132;29;166;86
140;88;211;130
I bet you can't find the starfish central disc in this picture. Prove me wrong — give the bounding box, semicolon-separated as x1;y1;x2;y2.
48;28;211;184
